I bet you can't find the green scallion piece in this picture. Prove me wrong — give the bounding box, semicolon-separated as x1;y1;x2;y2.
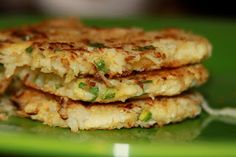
139;110;152;122
25;46;33;54
104;92;115;99
78;82;87;89
94;59;108;73
141;80;153;84
89;86;99;101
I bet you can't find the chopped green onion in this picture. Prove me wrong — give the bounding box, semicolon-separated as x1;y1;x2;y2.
102;88;116;100
25;46;33;54
141;80;153;84
89;42;106;48
104;92;115;99
139;110;152;122
104;92;115;100
134;45;155;51
89;86;99;95
78;82;87;89
89;86;99;101
94;59;108;73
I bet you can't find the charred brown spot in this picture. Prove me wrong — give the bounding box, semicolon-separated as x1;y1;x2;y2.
63;48;86;51
108;70;132;79
88;81;96;87
154;35;163;40
30;28;48;39
136;80;144;89
93;73;102;81
32;42;45;48
26;109;39;115
113;46;123;49
56;97;69;106
133;45;155;51
22;73;30;83
39;47;45;51
10;30;29;40
155;52;162;58
58;105;68;120
69;52;79;60
80;39;90;44
121;103;134;110
162;76;167;80
49;42;75;49
46;42;82;56
146;99;155;106
125;55;136;62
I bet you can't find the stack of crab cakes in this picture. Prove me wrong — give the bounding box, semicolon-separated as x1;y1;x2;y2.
0;19;211;132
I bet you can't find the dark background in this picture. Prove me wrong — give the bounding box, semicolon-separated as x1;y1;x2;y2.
0;0;235;19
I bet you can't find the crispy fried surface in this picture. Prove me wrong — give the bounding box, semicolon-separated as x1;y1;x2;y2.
0;19;211;82
12;88;202;131
17;64;208;103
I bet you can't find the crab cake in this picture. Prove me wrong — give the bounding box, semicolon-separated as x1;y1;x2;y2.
12;88;202;131
0;19;211;82
17;64;208;103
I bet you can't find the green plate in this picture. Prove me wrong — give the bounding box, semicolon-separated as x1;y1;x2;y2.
0;16;236;156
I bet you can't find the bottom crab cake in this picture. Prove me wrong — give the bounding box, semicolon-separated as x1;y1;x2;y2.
12;88;203;132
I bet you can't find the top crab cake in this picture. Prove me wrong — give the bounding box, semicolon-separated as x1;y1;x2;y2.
0;19;211;82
